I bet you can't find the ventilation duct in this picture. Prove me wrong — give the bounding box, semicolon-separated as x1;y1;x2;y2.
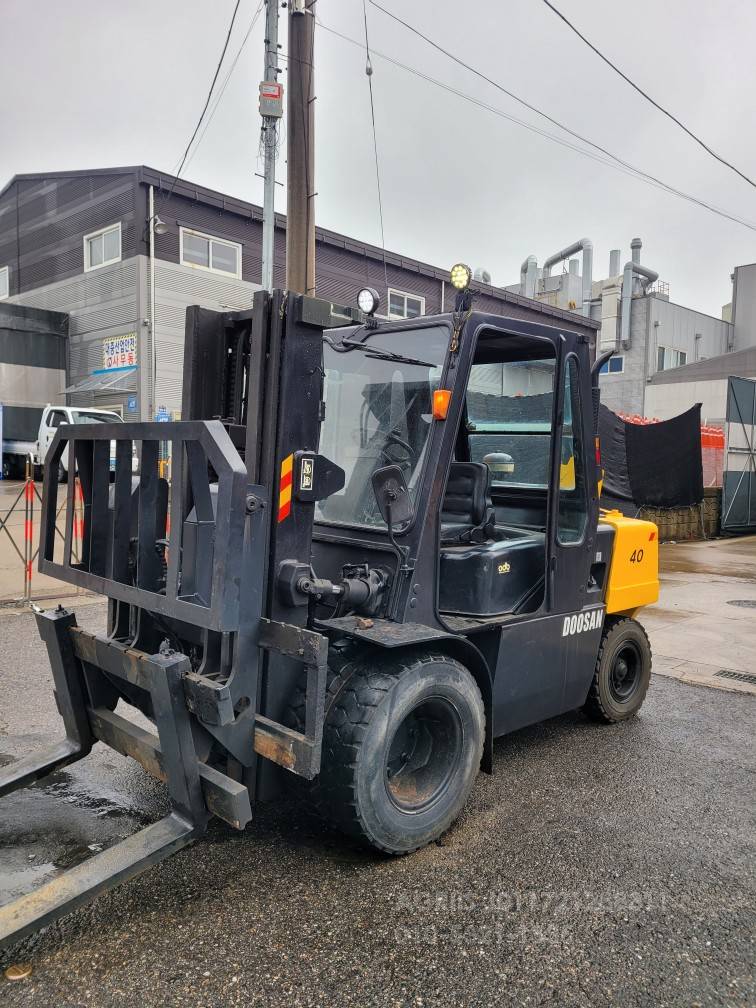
620;260;659;349
541;238;593;316
519;255;538;299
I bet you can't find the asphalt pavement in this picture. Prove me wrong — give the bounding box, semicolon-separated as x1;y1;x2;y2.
0;552;754;1006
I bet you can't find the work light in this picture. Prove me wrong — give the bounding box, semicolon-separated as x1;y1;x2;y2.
450;263;472;290
357;287;380;316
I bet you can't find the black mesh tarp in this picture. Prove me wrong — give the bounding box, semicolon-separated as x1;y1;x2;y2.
599;403;703;508
598;404;633;501
467;390;554;425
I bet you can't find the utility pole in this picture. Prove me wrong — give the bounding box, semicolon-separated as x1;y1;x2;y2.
286;0;316;295
260;0;283;291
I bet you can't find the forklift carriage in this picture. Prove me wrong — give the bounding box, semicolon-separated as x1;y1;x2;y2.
0;289;659;948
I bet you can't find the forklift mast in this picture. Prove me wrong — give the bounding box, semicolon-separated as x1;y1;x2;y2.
0;292;354;946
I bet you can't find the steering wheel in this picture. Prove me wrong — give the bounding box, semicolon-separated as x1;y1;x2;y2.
379;429;414;468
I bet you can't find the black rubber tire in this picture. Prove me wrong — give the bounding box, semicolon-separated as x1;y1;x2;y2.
583;617;652;723
57;462;68;484
316;650;485;855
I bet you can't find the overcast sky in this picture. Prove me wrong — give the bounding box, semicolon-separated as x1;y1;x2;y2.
2;0;755;316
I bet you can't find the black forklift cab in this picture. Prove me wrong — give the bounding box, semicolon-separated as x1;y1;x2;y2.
311;310;595;628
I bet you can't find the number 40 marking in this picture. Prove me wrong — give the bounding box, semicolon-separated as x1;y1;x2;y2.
630;548;644;563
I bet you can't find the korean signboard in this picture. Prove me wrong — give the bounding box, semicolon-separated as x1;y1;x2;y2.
103;333;138;371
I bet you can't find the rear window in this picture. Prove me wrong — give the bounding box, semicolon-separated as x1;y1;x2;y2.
467;359;555;488
73;412;122;424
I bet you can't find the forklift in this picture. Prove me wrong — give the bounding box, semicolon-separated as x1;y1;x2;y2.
0;269;658;948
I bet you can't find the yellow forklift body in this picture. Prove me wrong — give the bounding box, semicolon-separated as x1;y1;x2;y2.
601;509;659;615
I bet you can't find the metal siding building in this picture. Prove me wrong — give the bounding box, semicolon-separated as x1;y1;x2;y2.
0;166;596;418
645;345;756;426
599;295;734;417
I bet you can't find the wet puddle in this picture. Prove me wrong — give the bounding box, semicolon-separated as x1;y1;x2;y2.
0;757;150;904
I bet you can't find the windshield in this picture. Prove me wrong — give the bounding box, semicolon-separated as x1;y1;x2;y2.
316;325;447;528
73;412;122;424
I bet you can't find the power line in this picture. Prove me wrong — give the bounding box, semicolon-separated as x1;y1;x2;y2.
318;18;756;231
166;0;243;198
183;0;266;172
362;0;389;288
540;0;756;190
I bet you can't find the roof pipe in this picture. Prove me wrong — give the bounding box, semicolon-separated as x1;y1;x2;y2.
541;238;593;316
520;255;538;299
620;260;658;350
630;237;642;293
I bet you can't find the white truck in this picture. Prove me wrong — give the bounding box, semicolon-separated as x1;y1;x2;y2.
2;405;136;482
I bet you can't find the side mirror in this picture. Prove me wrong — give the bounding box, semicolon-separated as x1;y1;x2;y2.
371;465;414;528
482;451;514;476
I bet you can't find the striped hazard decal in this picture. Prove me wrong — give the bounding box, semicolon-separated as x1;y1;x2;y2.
278;453;294;522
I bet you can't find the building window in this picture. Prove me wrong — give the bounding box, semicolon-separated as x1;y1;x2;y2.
388;289;425;319
599;355;624;375
0;266;8;300
84;223;122;272
657;346;688;372
179;228;241;278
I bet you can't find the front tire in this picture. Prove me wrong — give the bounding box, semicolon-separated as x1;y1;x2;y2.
317;651;485;854
583;617;652;723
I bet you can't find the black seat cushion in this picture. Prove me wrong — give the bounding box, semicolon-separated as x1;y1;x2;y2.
441;462;495;543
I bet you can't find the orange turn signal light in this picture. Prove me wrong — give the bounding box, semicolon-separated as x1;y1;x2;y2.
433;389;452;420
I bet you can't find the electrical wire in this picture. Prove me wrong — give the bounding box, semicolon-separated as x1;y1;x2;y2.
183;0;266;171
340;7;756;231
362;0;389;290
540;0;756;190
166;0;243;199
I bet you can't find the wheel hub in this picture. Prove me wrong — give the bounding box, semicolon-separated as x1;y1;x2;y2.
385;697;462;813
609;642;642;703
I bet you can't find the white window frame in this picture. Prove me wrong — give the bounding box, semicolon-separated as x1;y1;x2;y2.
179;227;242;279
0;266;8;300
657;346;687;372
83;223;122;272
387;288;425;320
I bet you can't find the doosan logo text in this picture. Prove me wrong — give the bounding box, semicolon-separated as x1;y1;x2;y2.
562;610;604;636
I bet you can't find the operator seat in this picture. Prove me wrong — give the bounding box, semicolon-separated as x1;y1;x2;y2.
439;462;546;618
440;462;495;543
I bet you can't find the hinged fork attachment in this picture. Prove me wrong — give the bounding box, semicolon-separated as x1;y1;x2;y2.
0;607;251;950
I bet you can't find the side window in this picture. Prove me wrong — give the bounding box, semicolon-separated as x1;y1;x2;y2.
48;410;67;428
557;357;588;545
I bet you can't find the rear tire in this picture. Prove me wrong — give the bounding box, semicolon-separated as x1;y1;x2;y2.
317;650;485;854
583;617;651;723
